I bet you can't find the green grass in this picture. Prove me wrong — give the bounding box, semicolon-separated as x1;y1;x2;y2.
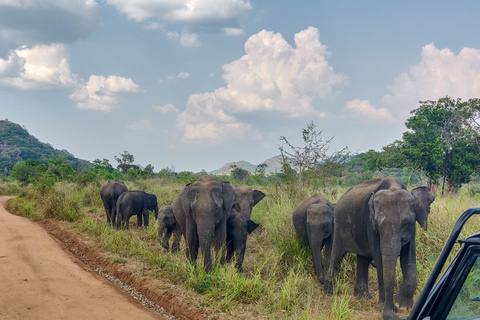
4;178;480;319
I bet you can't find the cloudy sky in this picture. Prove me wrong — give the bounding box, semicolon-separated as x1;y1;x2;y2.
1;1;480;172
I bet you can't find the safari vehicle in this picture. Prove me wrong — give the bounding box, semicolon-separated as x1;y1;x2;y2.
408;207;480;320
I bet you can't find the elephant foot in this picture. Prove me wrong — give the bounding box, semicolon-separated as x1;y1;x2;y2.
382;309;400;320
354;287;373;299
395;292;414;310
323;282;334;295
317;275;327;286
377;302;397;314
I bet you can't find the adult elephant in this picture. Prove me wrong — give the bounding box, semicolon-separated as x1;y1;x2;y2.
325;178;435;320
292;193;334;284
116;191;158;229
172;175;235;272
100;181;128;226
232;186;265;220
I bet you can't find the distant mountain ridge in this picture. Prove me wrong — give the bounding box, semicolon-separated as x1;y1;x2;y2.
210;155;283;175
0;119;92;173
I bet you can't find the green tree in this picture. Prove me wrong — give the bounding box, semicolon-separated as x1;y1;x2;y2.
9;160;39;184
114;151;136;174
403;97;480;194
93;158;114;172
230;165;250;182
279;121;351;188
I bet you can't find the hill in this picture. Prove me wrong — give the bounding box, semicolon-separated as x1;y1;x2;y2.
0;119;92;174
210;155;283;175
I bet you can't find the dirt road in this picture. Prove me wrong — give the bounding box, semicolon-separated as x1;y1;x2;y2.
0;196;168;320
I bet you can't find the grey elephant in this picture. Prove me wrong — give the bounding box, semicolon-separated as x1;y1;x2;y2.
324;178;435;320
233;186;266;220
172;175;235;271
100;181;128;226
157;205;182;252
116;191;159;229
226;208;259;272
292;193;334;284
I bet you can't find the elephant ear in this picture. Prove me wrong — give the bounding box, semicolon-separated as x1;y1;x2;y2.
411;186;435;231
328;202;336;211
367;192;378;233
221;182;236;215
253;190;266;207
180;185;194;215
247;220;259;234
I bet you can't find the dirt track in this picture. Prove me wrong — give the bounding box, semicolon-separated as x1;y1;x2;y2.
0;196;197;320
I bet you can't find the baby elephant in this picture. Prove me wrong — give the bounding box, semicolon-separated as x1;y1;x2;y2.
226;208;259;272
292;193;334;283
157;205;182;252
116;191;158;229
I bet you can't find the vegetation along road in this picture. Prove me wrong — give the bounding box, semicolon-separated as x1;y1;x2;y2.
0;196;170;320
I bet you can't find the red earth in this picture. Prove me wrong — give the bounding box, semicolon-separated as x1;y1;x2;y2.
0;196;211;320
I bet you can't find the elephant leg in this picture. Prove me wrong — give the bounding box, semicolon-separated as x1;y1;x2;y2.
213;221;226;265
185;219;199;263
111;204;117;226
324;237;346;294
144;210;149;227
354;255;372;298
137;213;143;227
161;228;172;250
226;241;234;263
323;235;333;275
171;228;181;253
395;242;417;309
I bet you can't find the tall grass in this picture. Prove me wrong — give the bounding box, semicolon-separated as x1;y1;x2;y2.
5;178;480;319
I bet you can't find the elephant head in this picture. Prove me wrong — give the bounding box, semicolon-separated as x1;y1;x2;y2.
233;186;265;220
146;193;159;218
180;175;235;271
226;209;259;271
411;186;435;231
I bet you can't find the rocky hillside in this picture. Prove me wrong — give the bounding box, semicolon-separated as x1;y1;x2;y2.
0;119;91;173
210;155;283;175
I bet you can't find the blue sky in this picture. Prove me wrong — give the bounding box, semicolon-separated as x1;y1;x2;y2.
1;1;480;172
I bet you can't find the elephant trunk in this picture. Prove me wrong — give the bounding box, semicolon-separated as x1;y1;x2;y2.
307;224;326;282
158;219;168;249
380;239;401;319
197;217;215;272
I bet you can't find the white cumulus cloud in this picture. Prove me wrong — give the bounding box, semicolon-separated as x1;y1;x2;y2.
0;44;78;90
345;99;395;121
154;104;180;113
382;43;480;119
176;27;345;145
69;75;140;112
105;0;251;46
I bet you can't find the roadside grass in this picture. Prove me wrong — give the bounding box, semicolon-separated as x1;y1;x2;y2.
4;178;480;319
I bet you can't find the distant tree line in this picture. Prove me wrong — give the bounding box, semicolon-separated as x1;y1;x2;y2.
4;97;480;195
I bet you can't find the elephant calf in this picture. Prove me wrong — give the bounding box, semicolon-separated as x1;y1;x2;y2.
116;191;159;229
157;205;182;252
292;193;334;284
226;208;259;272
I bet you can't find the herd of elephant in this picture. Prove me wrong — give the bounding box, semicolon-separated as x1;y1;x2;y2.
100;175;435;320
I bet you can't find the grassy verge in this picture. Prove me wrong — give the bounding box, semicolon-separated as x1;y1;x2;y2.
5;179;480;319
